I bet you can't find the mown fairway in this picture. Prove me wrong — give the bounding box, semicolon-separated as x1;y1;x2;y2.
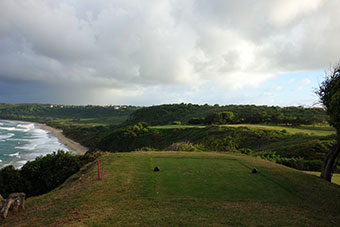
222;124;336;136
2;152;340;226
151;124;336;136
149;125;206;129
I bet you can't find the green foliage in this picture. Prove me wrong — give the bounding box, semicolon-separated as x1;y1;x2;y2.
166;141;202;152
62;119;334;172
258;152;323;171
0;150;97;198
188;118;205;125
0;103;139;126
97;122;160;152
204;136;238;152
317;65;340;132
239;148;254;155
0;166;28;198
21;150;83;196
125;103;328;126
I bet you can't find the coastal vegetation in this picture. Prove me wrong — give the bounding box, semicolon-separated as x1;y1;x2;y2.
0;103;138;126
0;151;98;198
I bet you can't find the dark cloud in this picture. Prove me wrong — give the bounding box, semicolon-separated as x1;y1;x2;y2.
0;0;338;104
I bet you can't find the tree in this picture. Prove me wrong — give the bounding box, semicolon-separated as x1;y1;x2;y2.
221;111;234;123
317;64;340;181
204;113;222;124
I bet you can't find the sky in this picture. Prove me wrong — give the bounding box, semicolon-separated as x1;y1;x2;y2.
0;0;339;106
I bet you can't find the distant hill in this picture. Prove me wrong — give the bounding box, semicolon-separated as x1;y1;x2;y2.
2;152;340;226
0;103;139;125
125;103;328;126
0;103;328;127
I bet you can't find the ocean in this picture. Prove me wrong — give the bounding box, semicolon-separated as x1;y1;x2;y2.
0;120;69;169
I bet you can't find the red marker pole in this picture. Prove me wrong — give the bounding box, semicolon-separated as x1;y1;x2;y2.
97;160;102;180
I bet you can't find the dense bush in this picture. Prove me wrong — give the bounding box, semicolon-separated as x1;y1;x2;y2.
97;122;161;152
0;166;28;197
0;150;98;198
125;103;328;126
258;152;324;171
204;136;238;152
166;141;202;152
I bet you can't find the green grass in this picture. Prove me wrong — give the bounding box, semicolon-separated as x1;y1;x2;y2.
150;124;335;136
2;152;340;226
150;125;206;129
303;171;340;185
222;124;336;136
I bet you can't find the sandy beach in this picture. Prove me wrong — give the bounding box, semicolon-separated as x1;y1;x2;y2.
36;123;88;155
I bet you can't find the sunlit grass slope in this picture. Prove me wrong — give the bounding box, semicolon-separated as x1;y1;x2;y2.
2;152;340;226
303;171;340;185
151;124;335;136
222;124;335;136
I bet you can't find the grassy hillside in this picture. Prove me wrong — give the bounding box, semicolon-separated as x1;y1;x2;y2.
2;152;340;226
150;124;336;136
93;123;336;172
304;171;340;185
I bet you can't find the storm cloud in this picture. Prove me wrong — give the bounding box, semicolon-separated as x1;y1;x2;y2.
0;0;339;104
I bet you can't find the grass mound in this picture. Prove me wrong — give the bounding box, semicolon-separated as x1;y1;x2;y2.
1;152;340;226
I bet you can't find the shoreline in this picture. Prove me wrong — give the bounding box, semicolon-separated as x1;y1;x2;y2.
36;123;88;155
1;119;88;155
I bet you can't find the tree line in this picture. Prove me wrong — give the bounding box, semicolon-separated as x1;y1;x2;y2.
0;103;139;125
126;104;328;126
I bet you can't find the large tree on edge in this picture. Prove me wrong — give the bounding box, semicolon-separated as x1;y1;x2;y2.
317;64;340;181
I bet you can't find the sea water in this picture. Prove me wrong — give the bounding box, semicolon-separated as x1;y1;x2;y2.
0;120;69;169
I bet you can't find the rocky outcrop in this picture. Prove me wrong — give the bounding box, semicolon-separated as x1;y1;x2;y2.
0;193;25;219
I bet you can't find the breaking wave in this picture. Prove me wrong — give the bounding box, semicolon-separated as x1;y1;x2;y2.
0;120;69;169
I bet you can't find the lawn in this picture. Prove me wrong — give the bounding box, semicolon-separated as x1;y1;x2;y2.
222;124;335;136
2;152;340;226
198;124;335;136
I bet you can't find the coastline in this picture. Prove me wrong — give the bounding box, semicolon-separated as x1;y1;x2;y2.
36;123;88;155
0;119;88;155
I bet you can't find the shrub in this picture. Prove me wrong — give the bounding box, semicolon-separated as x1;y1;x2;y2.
239;148;254;155
188;118;205;125
0;150;97;198
166;141;201;152
135;147;155;152
0;166;28;198
204;136;238;152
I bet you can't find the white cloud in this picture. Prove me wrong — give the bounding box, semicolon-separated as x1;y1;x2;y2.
275;86;283;91
0;0;338;104
268;0;324;26
301;78;312;85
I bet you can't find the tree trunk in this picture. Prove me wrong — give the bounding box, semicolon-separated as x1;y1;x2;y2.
320;130;340;182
